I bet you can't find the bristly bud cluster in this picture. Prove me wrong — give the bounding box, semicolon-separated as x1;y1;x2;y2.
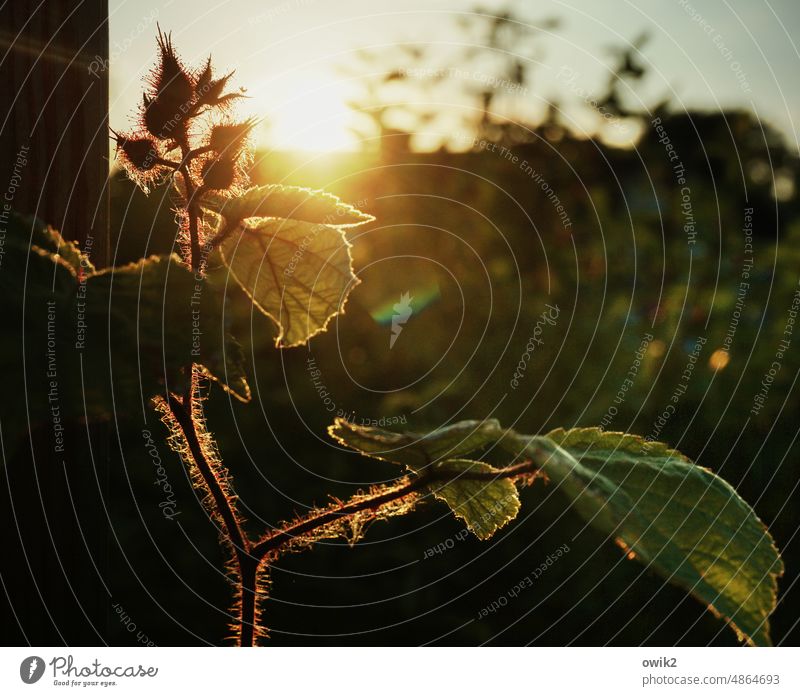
199;117;258;192
114;26;254;199
111;130;165;192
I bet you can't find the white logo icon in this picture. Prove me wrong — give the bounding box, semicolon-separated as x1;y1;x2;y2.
390;292;413;348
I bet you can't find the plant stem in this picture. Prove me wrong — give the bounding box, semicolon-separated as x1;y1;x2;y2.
238;556;258;648
165;398;539;645
166;395;250;559
172;147;257;645
251;459;538;561
180;167;202;274
207;218;239;250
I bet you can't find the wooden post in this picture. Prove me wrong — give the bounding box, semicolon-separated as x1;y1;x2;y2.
0;1;110;644
2;1;110;259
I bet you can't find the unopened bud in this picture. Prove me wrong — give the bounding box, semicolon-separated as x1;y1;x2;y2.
202;157;236;191
114;133;159;172
209;119;257;158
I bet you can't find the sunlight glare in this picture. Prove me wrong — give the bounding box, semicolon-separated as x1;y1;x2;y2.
257;76;356;152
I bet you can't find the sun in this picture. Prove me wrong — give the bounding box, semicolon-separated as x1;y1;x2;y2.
258;75;357;152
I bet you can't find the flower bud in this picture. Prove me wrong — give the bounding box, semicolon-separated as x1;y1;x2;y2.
201;157;236;191
208;119;256;158
142;28;195;140
143;93;186;141
194;59;243;109
153;29;194;110
114;133;159;171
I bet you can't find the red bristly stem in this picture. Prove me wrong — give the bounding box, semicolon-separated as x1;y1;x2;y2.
164;383;540;647
170;144;256;644
251;459;538;560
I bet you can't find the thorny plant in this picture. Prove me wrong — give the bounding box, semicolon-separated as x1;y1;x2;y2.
111;30;543;646
111;31;782;647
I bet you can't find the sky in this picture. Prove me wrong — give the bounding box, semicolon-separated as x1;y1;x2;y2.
108;0;800;152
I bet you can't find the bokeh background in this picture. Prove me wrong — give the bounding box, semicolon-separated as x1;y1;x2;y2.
3;0;800;646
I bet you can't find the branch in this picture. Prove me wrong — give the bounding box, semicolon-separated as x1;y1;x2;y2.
238;557;258;648
167;395;250;559
251;459;538;561
207;217;240;251
154;157;181;169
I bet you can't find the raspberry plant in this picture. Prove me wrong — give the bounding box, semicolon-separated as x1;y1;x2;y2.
5;31;782;647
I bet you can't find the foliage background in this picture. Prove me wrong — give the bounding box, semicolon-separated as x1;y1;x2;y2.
2;4;799;647
89;104;799;645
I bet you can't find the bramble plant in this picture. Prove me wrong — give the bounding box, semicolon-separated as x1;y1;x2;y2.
7;30;782;646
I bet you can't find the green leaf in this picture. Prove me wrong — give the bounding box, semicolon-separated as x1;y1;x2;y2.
527;427;783;646
87;255;250;404
202;184;374;227
31;222;96;276
0;212;250;450
220;218;359;347
328;418;505;469
328;414;782;641
328;418;516;538
430;459;520;540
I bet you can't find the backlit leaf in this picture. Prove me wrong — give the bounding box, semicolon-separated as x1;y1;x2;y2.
220;218;359;347
328;418;505;469
525;427;783;646
430;459;520;540
203;184;374;227
328;419;516;538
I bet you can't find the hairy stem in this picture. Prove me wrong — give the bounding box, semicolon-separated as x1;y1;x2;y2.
207;217;240;251
251;458;538;561
238;556;258;648
172;147;256;645
168;350;541;647
179;163;202;274
167;395;250;559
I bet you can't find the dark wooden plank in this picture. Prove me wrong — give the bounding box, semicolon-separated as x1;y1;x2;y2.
0;0;110;646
